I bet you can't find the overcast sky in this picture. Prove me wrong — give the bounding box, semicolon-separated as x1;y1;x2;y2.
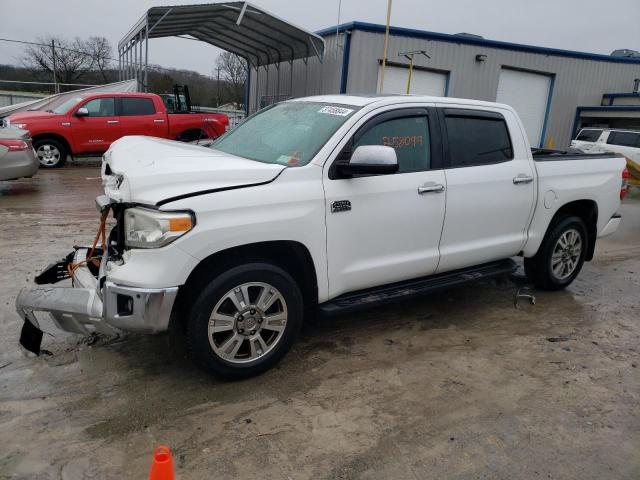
1;0;639;78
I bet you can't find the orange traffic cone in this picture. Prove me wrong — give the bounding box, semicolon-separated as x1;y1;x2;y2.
149;445;175;480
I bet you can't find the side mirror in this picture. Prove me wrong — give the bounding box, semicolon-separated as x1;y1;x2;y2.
337;145;399;176
75;107;89;117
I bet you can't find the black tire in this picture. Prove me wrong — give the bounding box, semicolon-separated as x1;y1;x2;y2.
33;137;67;168
187;262;303;379
177;129;207;143
524;215;588;291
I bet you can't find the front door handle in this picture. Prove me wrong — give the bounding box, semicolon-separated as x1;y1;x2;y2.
418;182;445;194
153;119;165;123
513;174;534;185
106;120;119;124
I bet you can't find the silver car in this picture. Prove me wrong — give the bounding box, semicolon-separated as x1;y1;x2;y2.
0;128;38;180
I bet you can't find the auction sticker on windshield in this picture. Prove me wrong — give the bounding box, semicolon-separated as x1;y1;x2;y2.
319;106;354;116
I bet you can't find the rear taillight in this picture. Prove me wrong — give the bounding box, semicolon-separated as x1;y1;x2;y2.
621;167;629;201
0;139;29;151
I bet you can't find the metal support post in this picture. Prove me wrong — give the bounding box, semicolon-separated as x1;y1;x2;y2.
144;25;149;92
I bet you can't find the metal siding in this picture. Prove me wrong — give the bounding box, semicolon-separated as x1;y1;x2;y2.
248;32;343;113
345;31;640;147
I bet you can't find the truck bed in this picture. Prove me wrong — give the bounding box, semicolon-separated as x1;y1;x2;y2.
522;148;626;259
531;148;624;162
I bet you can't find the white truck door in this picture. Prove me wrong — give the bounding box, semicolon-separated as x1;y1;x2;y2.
324;108;446;298
436;107;535;273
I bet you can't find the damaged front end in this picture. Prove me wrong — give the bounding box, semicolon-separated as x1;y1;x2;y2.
15;196;178;355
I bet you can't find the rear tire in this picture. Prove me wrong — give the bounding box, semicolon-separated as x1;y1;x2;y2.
34;138;67;168
187;262;303;379
524;215;588;290
176;129;208;143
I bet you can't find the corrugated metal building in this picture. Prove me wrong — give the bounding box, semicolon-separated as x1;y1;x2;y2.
247;22;640;148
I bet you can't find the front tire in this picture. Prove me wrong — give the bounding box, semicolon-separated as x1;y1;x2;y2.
524;215;588;290
34;138;67;168
187;263;303;378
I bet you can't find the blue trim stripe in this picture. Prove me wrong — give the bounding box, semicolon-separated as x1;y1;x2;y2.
576;106;640;111
539;74;556;148
602;92;640;106
339;31;352;94
316;22;640;65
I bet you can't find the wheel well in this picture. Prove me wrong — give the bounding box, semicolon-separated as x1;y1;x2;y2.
176;128;208;142
32;134;71;155
549;200;598;261
172;241;318;330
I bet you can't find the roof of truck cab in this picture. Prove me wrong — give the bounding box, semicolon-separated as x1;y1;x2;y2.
290;94;513;110
76;92;157;98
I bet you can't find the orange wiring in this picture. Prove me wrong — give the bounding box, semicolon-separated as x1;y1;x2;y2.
67;208;110;280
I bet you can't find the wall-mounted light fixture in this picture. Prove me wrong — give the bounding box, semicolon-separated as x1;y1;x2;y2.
475;54;487;62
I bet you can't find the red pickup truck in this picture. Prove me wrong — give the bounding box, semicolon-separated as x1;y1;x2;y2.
6;92;228;167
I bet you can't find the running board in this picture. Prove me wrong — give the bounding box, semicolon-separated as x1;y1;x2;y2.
319;259;517;316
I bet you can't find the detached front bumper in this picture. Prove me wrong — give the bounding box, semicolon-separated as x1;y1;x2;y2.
15;247;178;354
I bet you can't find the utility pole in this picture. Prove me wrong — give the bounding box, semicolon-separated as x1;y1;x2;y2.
216;66;221;106
378;0;392;94
398;50;430;94
335;0;342;60
51;39;59;94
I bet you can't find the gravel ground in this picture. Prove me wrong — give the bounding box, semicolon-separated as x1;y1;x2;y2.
0;166;638;479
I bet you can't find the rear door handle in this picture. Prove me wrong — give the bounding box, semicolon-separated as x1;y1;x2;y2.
106;120;119;124
513;174;534;184
418;182;445;194
153;119;165;123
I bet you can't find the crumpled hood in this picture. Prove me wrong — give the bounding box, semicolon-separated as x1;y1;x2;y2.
102;136;285;205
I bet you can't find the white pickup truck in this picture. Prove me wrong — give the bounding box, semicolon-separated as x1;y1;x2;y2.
16;95;627;378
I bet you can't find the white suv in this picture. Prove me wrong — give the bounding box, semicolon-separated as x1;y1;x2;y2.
572;128;640;163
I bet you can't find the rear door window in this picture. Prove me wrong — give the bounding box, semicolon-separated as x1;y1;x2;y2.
576;129;603;142
444;111;513;167
606;131;640;148
120;97;156;116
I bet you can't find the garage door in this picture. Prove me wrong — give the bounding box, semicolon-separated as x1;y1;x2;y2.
496;69;552;147
378;65;447;96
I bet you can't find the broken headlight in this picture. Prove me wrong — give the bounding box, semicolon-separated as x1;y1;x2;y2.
124;207;194;249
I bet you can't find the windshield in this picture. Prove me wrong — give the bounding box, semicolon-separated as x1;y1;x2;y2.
211;102;359;166
51;96;85;114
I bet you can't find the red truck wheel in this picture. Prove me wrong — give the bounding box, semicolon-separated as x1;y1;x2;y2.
34;138;67;168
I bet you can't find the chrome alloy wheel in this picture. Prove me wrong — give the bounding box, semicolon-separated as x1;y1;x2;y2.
551;228;582;280
36;144;61;167
208;282;288;364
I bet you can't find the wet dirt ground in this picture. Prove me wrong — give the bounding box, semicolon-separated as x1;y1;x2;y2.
1;165;639;479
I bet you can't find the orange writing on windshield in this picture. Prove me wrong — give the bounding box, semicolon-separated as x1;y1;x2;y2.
383;135;423;149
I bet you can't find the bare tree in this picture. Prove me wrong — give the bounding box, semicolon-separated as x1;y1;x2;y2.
22;35;94;86
80;36;113;83
215;52;247;107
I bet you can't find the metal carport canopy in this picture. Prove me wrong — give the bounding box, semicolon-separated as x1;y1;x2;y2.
119;2;325;68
